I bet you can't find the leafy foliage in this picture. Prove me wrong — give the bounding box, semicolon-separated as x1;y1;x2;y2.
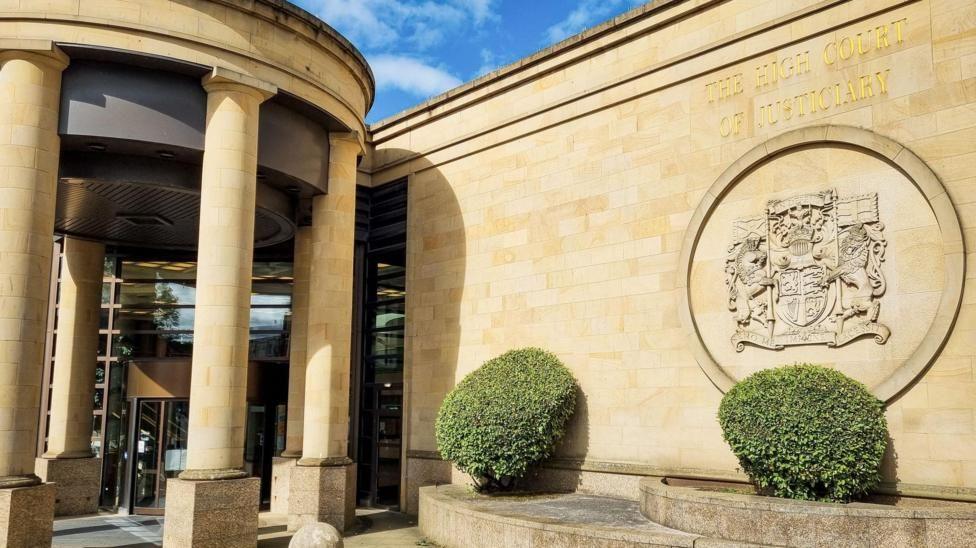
718;364;888;502
435;348;577;491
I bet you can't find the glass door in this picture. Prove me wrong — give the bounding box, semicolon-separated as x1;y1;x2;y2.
131;399;188;514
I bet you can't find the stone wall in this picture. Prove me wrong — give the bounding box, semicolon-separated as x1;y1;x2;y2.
368;0;976;512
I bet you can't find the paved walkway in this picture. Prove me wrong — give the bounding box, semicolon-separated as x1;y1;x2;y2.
53;508;428;547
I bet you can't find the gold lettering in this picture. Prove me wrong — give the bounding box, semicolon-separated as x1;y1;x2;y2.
797;51;810;74
876;25;890;49
893;18;907;43
756;64;770;88
733;73;743;95
718;77;731;98
794;94;807;116
720;115;732;137
858;74;874;98
766;102;778;125
857;31;872;54
706;82;716;102
833;83;842;106
839;37;855;60
846;80;859;102
823;42;837;65
875;69;890;94
779;56;793;79
783;97;793;120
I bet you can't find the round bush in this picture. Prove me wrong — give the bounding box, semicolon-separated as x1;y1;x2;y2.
435;348;577;491
718;364;888;502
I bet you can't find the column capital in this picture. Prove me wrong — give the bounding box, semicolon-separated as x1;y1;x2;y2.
202;66;277;102
0;39;69;71
329;131;365;157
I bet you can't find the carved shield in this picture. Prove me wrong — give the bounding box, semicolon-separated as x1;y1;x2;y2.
776;265;831;327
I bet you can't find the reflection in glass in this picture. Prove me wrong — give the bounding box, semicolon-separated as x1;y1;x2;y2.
115;309;194;332
122;260;197;280
114;333;193;359
119;282;195;307
100;362;127;508
252;262;293;280
251;283;292;306
372;301;404;329
250;308;291;331
91;414;102;455
249;333;289;359
103;256;117;278
369;331;404;356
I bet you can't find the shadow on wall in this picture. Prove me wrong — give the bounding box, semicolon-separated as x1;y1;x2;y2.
389;150;466;514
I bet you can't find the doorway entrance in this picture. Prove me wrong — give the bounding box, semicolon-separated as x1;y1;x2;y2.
131;399;188;515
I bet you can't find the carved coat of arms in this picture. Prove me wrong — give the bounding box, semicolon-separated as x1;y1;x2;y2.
725;189;890;351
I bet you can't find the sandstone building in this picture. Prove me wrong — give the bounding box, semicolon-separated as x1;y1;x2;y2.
0;0;973;545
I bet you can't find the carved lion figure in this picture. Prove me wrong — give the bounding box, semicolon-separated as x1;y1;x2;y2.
726;237;774;325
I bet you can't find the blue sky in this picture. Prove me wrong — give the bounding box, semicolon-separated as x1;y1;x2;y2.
291;0;648;123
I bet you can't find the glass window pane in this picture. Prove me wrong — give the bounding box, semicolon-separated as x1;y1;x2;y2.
121;260;197;280
101;284;112;305
251;283;292;306
249;308;290;331
97;335;108;357
376;262;405;278
95;362;105;384
249;332;289;359
116;308;195;332
252;262;293;280
113;333;194;359
103;256;116;278
119;282;196;307
372;301;404;329
369;331;403;357
91;415;102;456
375;276;405;300
93;388;104;411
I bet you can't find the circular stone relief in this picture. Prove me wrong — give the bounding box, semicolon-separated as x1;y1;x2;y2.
679;126;965;402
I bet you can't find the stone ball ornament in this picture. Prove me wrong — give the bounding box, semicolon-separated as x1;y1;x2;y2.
289;522;344;548
679;126;965;402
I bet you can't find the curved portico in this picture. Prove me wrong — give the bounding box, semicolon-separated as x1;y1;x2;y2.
0;1;371;545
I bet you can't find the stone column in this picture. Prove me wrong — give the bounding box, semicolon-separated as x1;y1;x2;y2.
270;225;312;514
34;237;105;516
162;67;275;548
0;41;67;547
288;132;361;532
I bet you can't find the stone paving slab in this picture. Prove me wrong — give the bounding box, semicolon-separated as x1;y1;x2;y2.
52;509;425;547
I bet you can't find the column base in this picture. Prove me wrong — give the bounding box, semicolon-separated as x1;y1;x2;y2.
287;461;356;533
0;482;55;548
35;457;101;516
271;456;298;514
162;476;259;548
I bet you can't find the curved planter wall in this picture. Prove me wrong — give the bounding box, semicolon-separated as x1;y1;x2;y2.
639;477;976;547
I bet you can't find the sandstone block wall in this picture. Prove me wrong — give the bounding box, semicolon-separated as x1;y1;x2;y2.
368;0;976;511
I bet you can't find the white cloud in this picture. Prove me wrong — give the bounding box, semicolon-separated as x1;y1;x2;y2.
545;0;646;44
369;55;464;96
475;48;500;77
311;0;496;51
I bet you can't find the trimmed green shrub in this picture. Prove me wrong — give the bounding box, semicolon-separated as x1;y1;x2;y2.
435;348;577;491
718;364;888;502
